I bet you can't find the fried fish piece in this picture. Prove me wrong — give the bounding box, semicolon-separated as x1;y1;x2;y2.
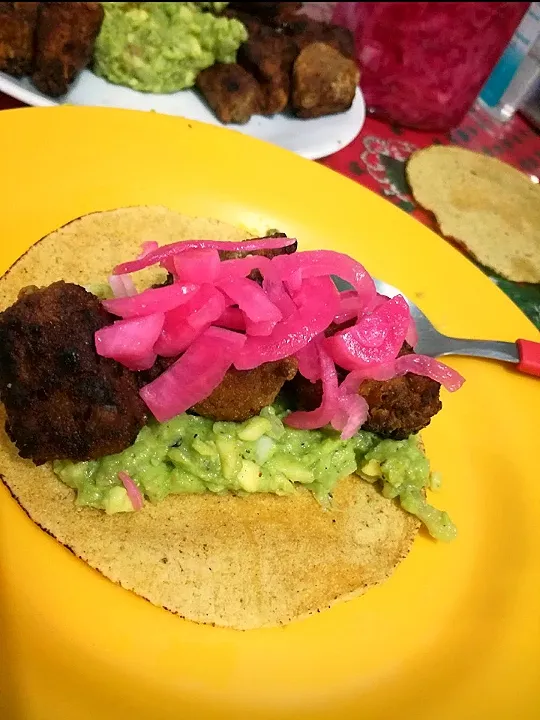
0;2;40;76
196;62;262;124
192;358;298;422
32;1;103;97
291;42;359;119
0;281;147;465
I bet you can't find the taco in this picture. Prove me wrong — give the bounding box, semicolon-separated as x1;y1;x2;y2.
0;206;464;629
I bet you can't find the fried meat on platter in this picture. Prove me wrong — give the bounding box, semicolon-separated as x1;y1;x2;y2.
32;2;104;97
0;2;39;76
291;42;360;119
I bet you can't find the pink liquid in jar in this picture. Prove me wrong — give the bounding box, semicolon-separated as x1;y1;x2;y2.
333;2;529;131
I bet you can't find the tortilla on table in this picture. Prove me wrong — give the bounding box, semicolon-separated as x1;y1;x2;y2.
407;145;540;284
0;206;420;630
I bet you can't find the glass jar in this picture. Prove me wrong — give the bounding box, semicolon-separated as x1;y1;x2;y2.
332;2;529;131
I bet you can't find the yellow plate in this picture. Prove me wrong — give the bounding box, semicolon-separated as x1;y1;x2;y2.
0;107;539;720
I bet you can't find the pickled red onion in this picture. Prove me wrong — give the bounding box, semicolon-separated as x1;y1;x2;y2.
331;392;369;440
218;255;271;281
118;471;143;511
234;276;339;370
295;341;321;382
326;295;410;371
394;354;465;392
173;248;221;284
103;282;198;319
186;286;227;331
114;237;296;275
98;238;465;433
270;250;376;305
245;318;278;337
140;327;246;422
332;289;362;326
285;343;339;430
95;312;164;371
108;274;137;298
154;286;225;357
214;306;246;331
217;278;282;324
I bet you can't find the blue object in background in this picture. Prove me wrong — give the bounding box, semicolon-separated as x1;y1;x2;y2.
478;2;540;111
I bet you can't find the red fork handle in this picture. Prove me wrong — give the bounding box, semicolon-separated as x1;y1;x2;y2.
517;339;540;377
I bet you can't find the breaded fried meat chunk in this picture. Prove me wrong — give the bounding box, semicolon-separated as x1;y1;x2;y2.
32;1;103;97
0;282;147;465
0;2;39;76
288;343;442;440
197;62;262;124
291;42;359;119
192;358;298;422
237;20;296;115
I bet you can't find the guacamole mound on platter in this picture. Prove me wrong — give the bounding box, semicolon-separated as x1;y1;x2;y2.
54;406;456;541
94;2;247;93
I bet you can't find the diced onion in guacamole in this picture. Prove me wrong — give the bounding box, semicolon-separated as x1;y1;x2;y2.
93;2;248;93
53;405;456;541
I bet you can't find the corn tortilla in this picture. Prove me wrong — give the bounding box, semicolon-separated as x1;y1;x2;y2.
0;206;420;629
407;145;540;283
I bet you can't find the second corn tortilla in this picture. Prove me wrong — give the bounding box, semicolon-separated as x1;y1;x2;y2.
407;145;540;283
0;206;420;629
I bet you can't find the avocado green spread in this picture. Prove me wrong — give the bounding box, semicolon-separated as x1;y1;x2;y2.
53;406;456;541
94;3;247;93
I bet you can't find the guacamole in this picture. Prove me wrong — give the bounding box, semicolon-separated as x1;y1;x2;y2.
94;3;248;93
54;406;456;541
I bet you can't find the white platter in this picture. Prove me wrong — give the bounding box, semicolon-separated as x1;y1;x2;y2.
0;69;365;160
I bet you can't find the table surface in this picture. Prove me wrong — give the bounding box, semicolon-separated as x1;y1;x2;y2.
1;88;539;332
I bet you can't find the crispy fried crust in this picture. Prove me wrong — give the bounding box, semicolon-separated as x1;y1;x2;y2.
196;62;263;124
292;42;359;119
236;20;296;115
0;2;40;76
31;1;103;97
193;357;298;422
0;281;147;464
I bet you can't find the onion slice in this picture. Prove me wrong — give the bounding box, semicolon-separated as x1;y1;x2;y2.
270;250;377;306
394;354;465;392
108;273;137;298
235;276;339;370
114;237;296;275
140;327;246;422
173;248;221;284
295;340;321;382
217;277;282;324
118;471;143;511
218;255;271;281
326;295;410;371
95;312;164;371
154;286;226;357
214;306;246;331
285;342;339;430
102;282;198;319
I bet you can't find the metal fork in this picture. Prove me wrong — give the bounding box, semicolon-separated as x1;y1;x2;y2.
374;279;540;378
